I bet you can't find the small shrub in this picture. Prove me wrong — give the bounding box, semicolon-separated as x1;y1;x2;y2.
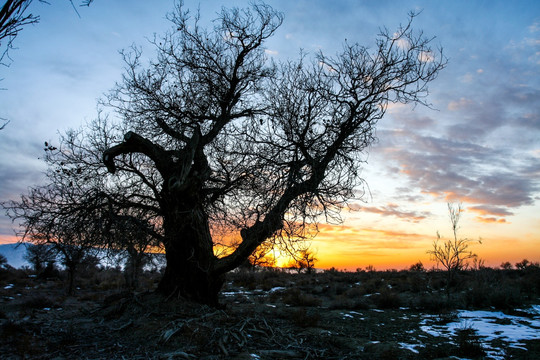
21;295;57;310
281;288;322;307
230;269;257;290
465;284;490;308
329;294;370;310
412;292;451;312
455;322;485;358
362;277;384;294
434;311;458;325
489;286;521;310
408;273;428;293
291;307;320;328
371;288;402;309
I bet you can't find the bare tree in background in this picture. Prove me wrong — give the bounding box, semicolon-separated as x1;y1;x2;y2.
3;125;161;294
247;242;277;269
290;248;318;274
428;203;480;273
24;243;55;273
428;203;481;296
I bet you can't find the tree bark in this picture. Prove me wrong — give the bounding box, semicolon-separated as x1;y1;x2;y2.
156;197;223;306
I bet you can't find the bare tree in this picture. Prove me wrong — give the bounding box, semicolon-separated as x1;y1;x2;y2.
97;2;445;305
3;127;160;294
4;2;445;305
428;203;481;297
23;243;55;273
428;203;480;273
290;248;317;274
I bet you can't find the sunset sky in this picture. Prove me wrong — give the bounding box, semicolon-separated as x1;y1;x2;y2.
1;0;539;270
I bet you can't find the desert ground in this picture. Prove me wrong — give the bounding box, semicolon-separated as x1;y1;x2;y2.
1;264;540;359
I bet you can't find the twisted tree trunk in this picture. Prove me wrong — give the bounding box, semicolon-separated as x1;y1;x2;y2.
156;189;223;305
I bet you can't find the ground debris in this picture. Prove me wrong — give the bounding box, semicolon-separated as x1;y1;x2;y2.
1;268;539;359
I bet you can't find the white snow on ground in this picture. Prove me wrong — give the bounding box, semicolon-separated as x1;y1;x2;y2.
398;342;424;353
420;306;540;359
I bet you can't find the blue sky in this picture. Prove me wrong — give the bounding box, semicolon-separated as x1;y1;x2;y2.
1;0;539;269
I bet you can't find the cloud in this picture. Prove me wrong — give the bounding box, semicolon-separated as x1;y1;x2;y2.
468;205;514;217
459;73;474;83
371;127;539;218
352;203;431;223
418;51;434;63
265;49;278;56
475;217;507;224
447;97;474;111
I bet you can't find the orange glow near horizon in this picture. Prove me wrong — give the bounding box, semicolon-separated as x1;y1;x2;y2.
2;220;539;271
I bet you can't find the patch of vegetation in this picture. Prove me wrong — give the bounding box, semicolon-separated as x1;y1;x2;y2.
0;262;538;359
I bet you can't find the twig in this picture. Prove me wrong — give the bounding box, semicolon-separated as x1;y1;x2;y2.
112;319;133;331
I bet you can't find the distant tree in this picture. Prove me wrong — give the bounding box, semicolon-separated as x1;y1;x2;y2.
246;242;277;269
515;259;530;270
500;261;513;270
428;203;481;296
301;248;318;274
0;253;8;269
289;248;317;274
24;243;55;273
365;265;376;273
109;214;160;290
409;261;425;272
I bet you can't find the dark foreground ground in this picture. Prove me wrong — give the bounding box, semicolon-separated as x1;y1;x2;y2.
1;266;540;359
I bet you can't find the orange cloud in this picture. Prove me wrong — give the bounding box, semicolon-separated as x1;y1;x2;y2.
468;206;513;217
475;217;508;224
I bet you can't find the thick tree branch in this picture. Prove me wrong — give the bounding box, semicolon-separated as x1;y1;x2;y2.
103;131;171;176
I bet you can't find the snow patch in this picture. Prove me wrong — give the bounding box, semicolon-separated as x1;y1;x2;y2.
421;307;540;359
398;342;424;353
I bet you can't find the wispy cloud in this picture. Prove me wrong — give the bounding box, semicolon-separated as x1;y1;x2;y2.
350;203;431;223
475;217;508;224
372;127;539;221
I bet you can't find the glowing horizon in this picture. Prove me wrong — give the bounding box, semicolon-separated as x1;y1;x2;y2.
3;205;538;271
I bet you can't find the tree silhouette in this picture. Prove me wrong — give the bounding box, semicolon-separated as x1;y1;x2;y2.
100;3;445;305
6;2;446;305
3;128;161;294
